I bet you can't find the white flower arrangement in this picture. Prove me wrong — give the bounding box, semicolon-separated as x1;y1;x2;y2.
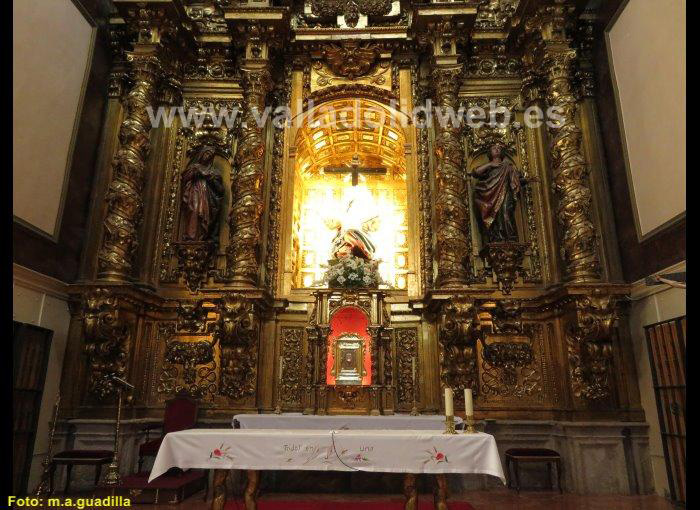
322;256;384;289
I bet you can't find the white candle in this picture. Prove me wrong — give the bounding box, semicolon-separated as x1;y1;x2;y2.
444;387;454;417
278;356;284;383
464;388;473;416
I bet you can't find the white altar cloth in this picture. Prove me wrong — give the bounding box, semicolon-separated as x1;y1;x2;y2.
149;429;505;483
232;413;463;430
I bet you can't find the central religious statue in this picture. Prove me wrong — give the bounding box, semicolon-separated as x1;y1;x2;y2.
324;154;386;260
325;195;379;260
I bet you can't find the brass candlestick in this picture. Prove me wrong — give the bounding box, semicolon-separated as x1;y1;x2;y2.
464;414;476;434
35;393;61;496
443;415;457;434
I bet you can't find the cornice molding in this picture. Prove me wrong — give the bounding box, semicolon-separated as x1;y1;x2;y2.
629;260;686;302
13;263;70;301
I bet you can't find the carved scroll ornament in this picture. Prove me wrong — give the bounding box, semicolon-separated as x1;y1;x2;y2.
396;328;419;408
82;289;131;401
438;297;481;399
157;322;218;399
567;293;618;401
279;327;304;406
212;295;259;400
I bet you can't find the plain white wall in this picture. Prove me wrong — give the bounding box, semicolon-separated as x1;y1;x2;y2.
628;261;685;497
13;0;94;237
13;265;71;493
607;0;686;238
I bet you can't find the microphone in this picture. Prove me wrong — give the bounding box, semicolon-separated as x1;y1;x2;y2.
111;375;135;390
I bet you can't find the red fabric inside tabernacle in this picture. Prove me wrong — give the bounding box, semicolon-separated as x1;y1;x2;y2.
325;306;372;385
224;498;476;510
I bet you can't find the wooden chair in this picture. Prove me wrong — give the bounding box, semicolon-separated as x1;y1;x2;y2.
50;450;113;494
505;448;563;493
137;396;199;473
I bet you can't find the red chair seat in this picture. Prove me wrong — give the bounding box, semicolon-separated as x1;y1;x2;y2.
139;438;163;456
137;396;199;473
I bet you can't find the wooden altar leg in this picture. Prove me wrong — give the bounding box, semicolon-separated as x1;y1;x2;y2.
211;469;229;510
403;473;418;510
434;474;449;510
244;470;260;510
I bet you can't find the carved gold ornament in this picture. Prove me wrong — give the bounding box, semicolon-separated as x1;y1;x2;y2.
320;42;380;80
309;0;393;27
567;293;618;401
213;295;259;400
82;289;131;401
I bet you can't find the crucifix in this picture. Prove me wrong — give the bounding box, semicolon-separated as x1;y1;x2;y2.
324;154;386;186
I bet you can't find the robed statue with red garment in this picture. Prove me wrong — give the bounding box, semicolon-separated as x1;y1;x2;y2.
471;143;526;243
181;145;224;242
325;194;379;261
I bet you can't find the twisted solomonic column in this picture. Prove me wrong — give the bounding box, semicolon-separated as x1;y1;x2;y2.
433;66;471;287
227;66;271;286
544;47;601;282
98;55;160;280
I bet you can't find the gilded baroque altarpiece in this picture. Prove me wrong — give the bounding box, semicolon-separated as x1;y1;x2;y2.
60;0;642;424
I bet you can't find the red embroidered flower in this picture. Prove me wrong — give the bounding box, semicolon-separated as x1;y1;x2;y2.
209;444;234;461
423;447;448;464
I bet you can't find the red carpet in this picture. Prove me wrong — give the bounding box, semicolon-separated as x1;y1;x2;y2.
224;497;475;510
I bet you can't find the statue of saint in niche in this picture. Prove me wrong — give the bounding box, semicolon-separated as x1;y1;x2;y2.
181;145;224;242
471;143;526;243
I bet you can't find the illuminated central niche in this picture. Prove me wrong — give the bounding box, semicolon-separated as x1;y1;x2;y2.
292;99;409;290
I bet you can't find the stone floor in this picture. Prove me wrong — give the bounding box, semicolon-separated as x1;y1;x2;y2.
37;489;679;510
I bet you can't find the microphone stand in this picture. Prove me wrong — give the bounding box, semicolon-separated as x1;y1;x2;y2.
35;393;61;496
102;376;134;487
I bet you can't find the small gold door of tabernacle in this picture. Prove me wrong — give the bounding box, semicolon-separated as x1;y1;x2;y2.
331;333;365;385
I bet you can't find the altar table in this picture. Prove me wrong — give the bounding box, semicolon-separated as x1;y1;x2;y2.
149;429;505;510
233;413;463;430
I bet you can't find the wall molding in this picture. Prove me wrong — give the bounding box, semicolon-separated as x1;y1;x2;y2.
13;263;69;301
629;260;686;302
